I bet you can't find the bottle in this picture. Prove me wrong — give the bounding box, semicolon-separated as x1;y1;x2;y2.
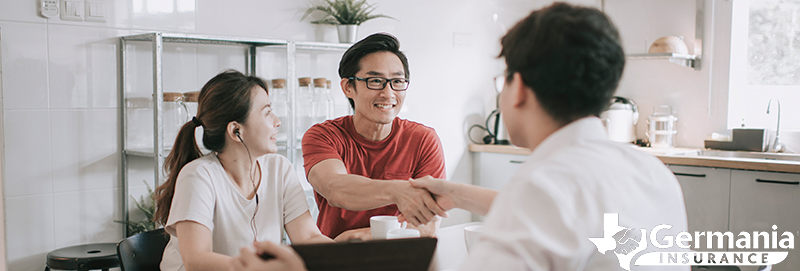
163;92;187;149
312;78;330;124
326;80;335;118
296;77;314;142
271;79;288;142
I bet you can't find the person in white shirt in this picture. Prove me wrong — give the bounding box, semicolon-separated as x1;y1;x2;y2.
230;3;688;271
153;70;332;271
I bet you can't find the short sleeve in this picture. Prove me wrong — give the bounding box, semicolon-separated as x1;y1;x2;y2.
302;124;343;176
413;127;446;179
279;157;309;224
164;163;216;236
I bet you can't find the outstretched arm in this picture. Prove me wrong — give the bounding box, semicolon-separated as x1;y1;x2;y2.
307;159;447;226
410;176;497;216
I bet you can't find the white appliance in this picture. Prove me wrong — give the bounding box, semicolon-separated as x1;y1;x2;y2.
602;96;639;143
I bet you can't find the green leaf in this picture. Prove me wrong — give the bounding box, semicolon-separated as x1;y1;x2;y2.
300;0;397;25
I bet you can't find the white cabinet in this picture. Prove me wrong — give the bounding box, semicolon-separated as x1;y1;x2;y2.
668;165;731;251
729;170;800;270
472;151;528;191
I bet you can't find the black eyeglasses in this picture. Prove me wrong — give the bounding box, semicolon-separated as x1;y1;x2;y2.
348;77;410;91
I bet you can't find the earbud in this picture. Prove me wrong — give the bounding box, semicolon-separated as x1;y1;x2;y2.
235;129;241;137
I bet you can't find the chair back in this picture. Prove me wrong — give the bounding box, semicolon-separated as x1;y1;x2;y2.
116;228;170;271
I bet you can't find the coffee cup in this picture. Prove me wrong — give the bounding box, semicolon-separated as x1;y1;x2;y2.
370;216;406;240
387;228;420;239
464;225;486;253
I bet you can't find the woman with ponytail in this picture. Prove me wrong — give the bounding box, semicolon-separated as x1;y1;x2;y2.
155;70;331;271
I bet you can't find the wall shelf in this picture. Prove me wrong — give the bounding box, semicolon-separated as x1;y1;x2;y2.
626;53;699;69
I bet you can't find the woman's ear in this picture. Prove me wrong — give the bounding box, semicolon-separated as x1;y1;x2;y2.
227;122;241;142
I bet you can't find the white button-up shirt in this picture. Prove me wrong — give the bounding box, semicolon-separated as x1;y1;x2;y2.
461;117;688;271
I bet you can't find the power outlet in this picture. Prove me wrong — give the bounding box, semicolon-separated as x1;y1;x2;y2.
39;0;59;18
60;0;83;21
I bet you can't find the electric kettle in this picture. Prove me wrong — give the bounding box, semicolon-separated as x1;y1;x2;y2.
602;96;639;143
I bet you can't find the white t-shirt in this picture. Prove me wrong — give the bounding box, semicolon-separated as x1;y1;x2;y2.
160;153;308;271
462;117;688;271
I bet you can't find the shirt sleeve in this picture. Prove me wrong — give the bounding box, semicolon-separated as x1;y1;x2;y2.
459;171;583;271
279;157;310;224
413;127;446;179
302;123;343;176
164;163;216;236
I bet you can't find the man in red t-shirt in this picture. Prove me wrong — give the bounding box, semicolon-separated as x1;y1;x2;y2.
302;33;448;240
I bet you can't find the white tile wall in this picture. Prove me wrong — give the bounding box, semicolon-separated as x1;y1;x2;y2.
51;109;119;193
0;22;49;110
3;110;53;197
0;0;739;269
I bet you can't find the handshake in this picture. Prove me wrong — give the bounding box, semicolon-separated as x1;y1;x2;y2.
392;176;460;227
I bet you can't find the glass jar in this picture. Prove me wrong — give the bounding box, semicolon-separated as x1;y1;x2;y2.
163;92;188;148
271;79;288;142
296;77;314;142
126;96;153;150
312;78;330;124
647;105;678;149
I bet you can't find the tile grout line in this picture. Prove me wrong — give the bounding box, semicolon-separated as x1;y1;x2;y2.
44;21;58;250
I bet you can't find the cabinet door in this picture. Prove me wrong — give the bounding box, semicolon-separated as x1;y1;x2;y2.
472;152;528;191
730;170;800;269
669;165;731;251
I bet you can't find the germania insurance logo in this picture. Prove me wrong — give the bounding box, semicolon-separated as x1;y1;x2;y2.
588;213;795;271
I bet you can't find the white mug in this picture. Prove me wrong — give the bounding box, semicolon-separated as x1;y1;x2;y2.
387;228;420;239
464;225;486;253
370;216;406;240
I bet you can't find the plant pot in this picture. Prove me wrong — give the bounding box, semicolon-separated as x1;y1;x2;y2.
337;25;358;43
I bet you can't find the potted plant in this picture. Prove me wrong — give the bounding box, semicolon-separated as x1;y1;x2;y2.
114;180;157;236
302;0;396;43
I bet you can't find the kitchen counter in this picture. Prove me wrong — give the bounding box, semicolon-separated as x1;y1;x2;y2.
468;144;800;174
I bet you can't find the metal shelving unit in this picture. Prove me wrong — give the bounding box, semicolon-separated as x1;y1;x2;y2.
118;32;350;236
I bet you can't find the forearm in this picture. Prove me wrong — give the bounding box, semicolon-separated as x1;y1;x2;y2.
451;183;497;216
183;252;234;271
319;174;403;210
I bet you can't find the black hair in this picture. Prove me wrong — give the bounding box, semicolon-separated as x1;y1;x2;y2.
499;2;625;125
338;33;410;110
154;69;269;226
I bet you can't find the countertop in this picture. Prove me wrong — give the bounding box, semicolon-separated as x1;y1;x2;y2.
468;144;800;174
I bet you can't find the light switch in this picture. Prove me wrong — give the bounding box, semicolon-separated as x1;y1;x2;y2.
85;0;106;23
60;0;83;21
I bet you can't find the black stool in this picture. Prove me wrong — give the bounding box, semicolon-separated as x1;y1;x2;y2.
45;243;120;271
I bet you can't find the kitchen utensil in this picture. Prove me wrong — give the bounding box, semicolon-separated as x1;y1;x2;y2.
370;216;405;240
602;96;639;143
647;105;678;149
648;36;689;54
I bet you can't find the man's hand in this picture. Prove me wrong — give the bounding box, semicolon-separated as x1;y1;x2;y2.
334;227;372;242
391;181;447;226
408;176;456;211
230;241;306;271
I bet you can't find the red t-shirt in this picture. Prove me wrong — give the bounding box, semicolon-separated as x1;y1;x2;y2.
302;116;446;238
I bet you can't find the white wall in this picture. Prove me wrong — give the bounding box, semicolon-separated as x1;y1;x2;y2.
0;0;738;270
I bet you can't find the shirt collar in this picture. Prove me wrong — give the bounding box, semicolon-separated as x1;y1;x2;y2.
529;116;609;160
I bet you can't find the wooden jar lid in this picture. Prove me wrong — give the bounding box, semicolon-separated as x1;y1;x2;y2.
272;79;286;89
183;91;200;102
298;77;311;86
313;78;327;88
163;92;183;102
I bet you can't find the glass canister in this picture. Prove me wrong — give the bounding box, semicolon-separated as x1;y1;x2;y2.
312;78;330;124
163;92;189;149
647;105;678;149
325;80;335;118
271;79;288;142
183;91;199;117
126;96;153;150
296;77;314;142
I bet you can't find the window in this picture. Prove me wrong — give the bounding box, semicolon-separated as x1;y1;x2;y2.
727;0;800;130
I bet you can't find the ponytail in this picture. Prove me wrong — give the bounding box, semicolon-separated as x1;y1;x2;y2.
153;120;202;226
151;69;268;227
